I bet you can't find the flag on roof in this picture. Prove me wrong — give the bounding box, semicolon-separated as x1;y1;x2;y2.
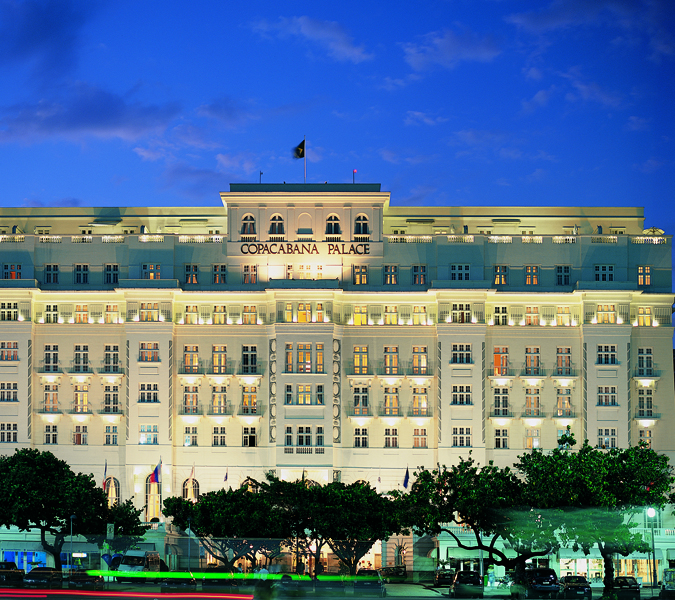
293;140;305;159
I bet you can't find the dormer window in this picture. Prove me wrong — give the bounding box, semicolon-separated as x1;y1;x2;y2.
241;215;256;235
355;215;369;235
269;215;284;235
326;215;341;235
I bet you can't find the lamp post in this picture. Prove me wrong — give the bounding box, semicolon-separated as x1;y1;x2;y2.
69;514;76;574
647;507;657;591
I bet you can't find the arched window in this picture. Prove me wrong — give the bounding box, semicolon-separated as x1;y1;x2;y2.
240;476;260;493
182;478;200;502
241;214;256;235
355;215;369;235
145;474;162;521
104;476;120;507
325;215;341;235
269;215;285;235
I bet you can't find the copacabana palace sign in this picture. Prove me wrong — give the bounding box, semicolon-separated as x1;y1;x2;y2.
240;242;371;255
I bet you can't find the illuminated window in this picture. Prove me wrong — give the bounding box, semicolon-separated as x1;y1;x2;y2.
243;305;257;324
353;387;368;415
284;303;293;323
297;384;312;405
525;388;541;416
105;304;119;323
412;305;427;325
526;429;540;449
597;428;616;449
525;306;539;325
185;305;198;324
353;305;368;326
140;302;159;322
384;388;399;415
525;266;539;285
353;265;368;285
212;345;227;374
73;384;89;413
412;387;428;416
297;343;312;373
243;265;257;284
213;305;226;324
412;265;427;285
298;303;311;323
353;346;368;374
638;265;651;286
213;264;226;284
597;304;616;324
384;305;398;325
316;303;324;323
140;342;159;362
183;477;199;501
0;342;18;361
525;347;540;375
140;424;159;444
316;344;324;374
212;386;227;415
413;428;427;448
384;346;399;374
44;384;58;412
556;347;572;375
242;387;257;414
556;306;571;326
639;429;652;448
638;307;652;326
183;386;199;414
384;265;398;285
412;346;428;375
145;473;161;521
142;264;160;279
184;426;198;446
493;346;508;376
494;265;508;285
184;264;198;284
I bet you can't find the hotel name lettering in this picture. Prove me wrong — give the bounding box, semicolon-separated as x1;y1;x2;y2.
240;242;370;255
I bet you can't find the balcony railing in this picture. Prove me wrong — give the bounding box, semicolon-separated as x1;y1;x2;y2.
99;406;124;416
520;363;547;378
552;366;579;377
489;406;514;418
405;360;434;377
489;365;517;377
521;408;545;418
68;403;93;415
97;362;126;375
207;404;234;416
376;361;403;377
345;360;374;377
553;409;577;418
407;405;433;418
37;404;61;414
178;360;205;375
345;404;373;417
237;403;263;416
179;404;203;416
206;360;236;376
635;409;660;419
67;361;93;374
236;361;265;376
240;234;257;242
378;403;403;417
633;368;660;379
36;361;62;373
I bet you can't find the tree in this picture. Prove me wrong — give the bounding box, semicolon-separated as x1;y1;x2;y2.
85;498;150;555
0;449;109;570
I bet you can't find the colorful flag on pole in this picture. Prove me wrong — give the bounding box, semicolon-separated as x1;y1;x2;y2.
293;140;305;159
224;467;228;482
102;459;107;492
150;458;162;484
403;466;410;489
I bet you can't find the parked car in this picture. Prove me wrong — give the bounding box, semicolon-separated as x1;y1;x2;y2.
557;575;592;599
0;561;24;587
450;571;484;598
23;567;62;589
380;565;407;584
201;566;238;590
354;569;386;597
68;569;105;591
614;576;640;600
160;570;197;593
315;574;347;595
522;568;558;599
434;568;455;587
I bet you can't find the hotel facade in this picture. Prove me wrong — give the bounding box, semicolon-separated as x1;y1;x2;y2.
0;183;673;574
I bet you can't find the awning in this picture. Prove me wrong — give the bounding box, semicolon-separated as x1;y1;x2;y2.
559;549;602;559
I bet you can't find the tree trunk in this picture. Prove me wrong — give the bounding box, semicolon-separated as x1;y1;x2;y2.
600;546;615;595
40;529;65;571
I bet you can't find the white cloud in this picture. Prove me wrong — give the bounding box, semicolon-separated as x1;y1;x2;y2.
404;111;448;126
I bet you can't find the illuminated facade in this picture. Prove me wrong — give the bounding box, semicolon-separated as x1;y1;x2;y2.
0;183;672;525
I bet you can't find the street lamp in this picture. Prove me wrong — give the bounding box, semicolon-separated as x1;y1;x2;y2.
647;507;657;590
70;514;76;574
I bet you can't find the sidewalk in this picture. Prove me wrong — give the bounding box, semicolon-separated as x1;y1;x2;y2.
386;583;510;598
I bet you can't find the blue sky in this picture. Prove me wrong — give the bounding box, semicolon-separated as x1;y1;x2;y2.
0;0;673;236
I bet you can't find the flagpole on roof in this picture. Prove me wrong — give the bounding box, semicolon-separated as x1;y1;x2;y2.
304;135;306;183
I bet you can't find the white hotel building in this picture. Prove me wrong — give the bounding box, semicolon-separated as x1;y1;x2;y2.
0;183;673;568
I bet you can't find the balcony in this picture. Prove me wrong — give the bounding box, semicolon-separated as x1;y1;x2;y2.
551;366;579;379
375;361;404;377
67;361;93;374
36;361;62;374
268;234;285;242
634;410;661;420
519;363;547;381
521;408;545;419
488;365;517;379
37;404;61;414
489;407;514;419
207;404;234;416
178;360;205;375
97;363;126;376
138;355;161;363
633;368;661;381
237;403;263;416
405;360;434;378
345;404;373;417
378;403;403;417
345;360;374;377
324;235;342;242
236;361;265;377
240;234;257;242
179;404;203;416
353;234;370;242
553;409;577;419
206;360;236;376
99;406;124;417
407;405;433;418
68;403;93;415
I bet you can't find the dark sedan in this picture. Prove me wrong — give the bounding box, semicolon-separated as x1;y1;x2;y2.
614;576;640;600
23;567;62;589
160;570;197;593
557;576;592;599
450;571;484;598
354;569;386;596
68;569;105;590
435;569;455;587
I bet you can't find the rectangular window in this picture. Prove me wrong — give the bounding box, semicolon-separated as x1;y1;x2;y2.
353;305;367;326
451;343;471;364
140;424;159;445
384;305;398;325
242;426;256;447
353;265;368;285
44;384;58;412
452;427;471;447
183;345;199;373
184;305;198;325
412;346;428;375
493;346;508;375
525;265;539;285
525;347;541;375
525;306;539;326
285;343;292;373
140;342;159;362
213;426;227;446
598;386;617;406
184;426;198;446
384;428;398;448
316;344;324;374
45;264;59;284
384;346;399;375
316;426;324;447
594;265;614;282
243;305;257;325
184;264;198;284
297;343;311;373
242;345;257;374
213;264;227;284
556;347;572;375
494;388;509;416
556;306;571;326
142;264;160;279
243;265;257;284
104;345;120;373
73;384;88;413
103;385;119;413
44;344;58;372
297;384;312;405
285;426;293;446
452;303;471;323
597;304;616;324
450;264;470;280
212;386;227;415
413;305;427;325
525;388;541;416
354;387;369;415
140;302;159;322
213;305;226;325
316;385;324;405
413;428;427;448
526;428;540;449
297;426;312;447
597;345;617;365
451;384;471;405
384;388;399;416
73;425;88;446
212;345;227;374
495;429;508;449
105;264;119;284
354;427;368;448
139;383;159;403
285;384;292;405
316;303;324;323
74;344;89;372
384;265;398;285
183;385;199;414
0;342;18;361
0;382;18;402
638;307;652;326
494;305;508;325
556;265;570;286
297;303;311;323
45;424;58;444
0;302;18;321
638;265;651;286
639;429;652;448
412;265;427;285
494;265;508;285
637;347;653;376
412;387;428;416
105;425;118;446
638;388;654;417
105;304;119;324
284;303;293;323
353;346;368;374
75;264;89;284
242;386;257;414
3;264;21;280
597;428;617;449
